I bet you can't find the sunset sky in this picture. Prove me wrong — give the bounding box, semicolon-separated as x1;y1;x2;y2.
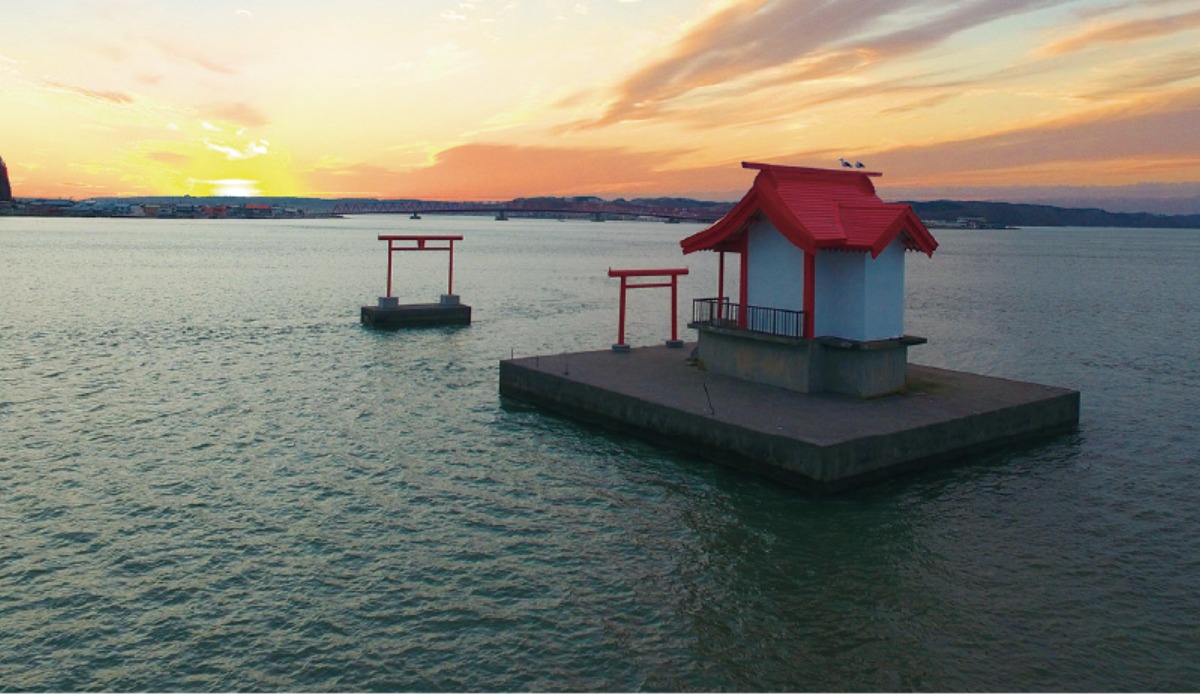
3;0;1199;209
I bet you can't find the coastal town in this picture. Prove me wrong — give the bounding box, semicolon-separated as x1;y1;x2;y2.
0;196;318;219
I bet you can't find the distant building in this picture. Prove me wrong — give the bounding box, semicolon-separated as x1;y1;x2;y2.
0;155;12;203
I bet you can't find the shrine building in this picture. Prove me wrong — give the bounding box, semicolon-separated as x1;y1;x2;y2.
681;162;938;397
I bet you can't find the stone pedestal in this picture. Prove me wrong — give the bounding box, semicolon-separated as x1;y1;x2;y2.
689;323;926;398
361;299;472;328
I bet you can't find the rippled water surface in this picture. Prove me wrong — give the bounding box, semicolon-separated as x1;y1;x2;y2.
2;216;1198;691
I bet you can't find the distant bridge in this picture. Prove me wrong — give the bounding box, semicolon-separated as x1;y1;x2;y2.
330;199;727;223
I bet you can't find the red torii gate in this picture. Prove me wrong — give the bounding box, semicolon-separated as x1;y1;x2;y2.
607;267;689;352
378;234;462;299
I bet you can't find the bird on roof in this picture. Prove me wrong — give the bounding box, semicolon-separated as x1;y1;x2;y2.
839;158;852;168
855;161;865;168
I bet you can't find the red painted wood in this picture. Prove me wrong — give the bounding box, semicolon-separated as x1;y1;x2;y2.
378;235;462;297
607;268;689;278
608;268;689;346
680;164;937;258
617;276;627;344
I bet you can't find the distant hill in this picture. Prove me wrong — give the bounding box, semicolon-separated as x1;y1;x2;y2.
904;200;1200;229
617;196;734;214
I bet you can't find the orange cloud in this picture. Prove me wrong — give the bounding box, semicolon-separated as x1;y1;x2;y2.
305;144;752;200
1038;8;1200;56
862;87;1200;185
148;151;191;166
205;101;270;128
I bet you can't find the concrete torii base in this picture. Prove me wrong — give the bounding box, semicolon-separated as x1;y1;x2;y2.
361;294;471;328
498;343;1080;493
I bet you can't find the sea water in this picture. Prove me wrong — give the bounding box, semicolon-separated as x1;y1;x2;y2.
1;215;1198;690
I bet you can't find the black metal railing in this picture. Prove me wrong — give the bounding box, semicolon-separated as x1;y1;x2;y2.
691;298;806;339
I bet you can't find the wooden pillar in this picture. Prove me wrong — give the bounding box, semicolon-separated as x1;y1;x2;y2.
617;275;628;346
669;273;679;342
385;238;395;297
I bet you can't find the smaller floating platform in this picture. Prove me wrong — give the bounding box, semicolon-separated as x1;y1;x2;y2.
361;295;471;328
362;234;471;328
499;343;1079;493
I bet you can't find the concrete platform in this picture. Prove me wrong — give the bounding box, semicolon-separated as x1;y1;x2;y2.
498;343;1080;492
361;303;471;328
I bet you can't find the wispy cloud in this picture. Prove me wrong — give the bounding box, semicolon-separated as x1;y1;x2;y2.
1037;7;1200;56
147;38;237;75
858;0;1066;57
1078;49;1200;100
584;0;885;126
204;139;270;160
42;80;135;104
580;0;1073;128
866;87;1200;182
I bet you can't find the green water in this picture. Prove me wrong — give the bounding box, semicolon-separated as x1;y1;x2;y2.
1;216;1197;690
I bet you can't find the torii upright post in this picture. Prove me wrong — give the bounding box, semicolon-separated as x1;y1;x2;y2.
607;268;689;352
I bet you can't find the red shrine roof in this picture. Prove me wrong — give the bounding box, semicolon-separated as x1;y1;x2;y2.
681;162;938;258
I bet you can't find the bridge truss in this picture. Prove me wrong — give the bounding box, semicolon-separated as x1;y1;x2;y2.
330;199;727;223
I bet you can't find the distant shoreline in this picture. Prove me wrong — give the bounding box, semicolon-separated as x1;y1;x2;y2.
904;199;1200;230
4;195;1200;229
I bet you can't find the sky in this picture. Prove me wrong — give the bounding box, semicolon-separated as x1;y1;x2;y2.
3;0;1200;211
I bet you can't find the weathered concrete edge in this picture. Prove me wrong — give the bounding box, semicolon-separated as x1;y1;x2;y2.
361;304;472;328
821;392;1081;487
498;360;1080;493
499;360;827;490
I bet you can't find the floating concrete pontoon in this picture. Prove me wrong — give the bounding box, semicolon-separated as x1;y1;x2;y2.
361;234;472;328
499;344;1079;493
499;162;1080;491
361;294;471;328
